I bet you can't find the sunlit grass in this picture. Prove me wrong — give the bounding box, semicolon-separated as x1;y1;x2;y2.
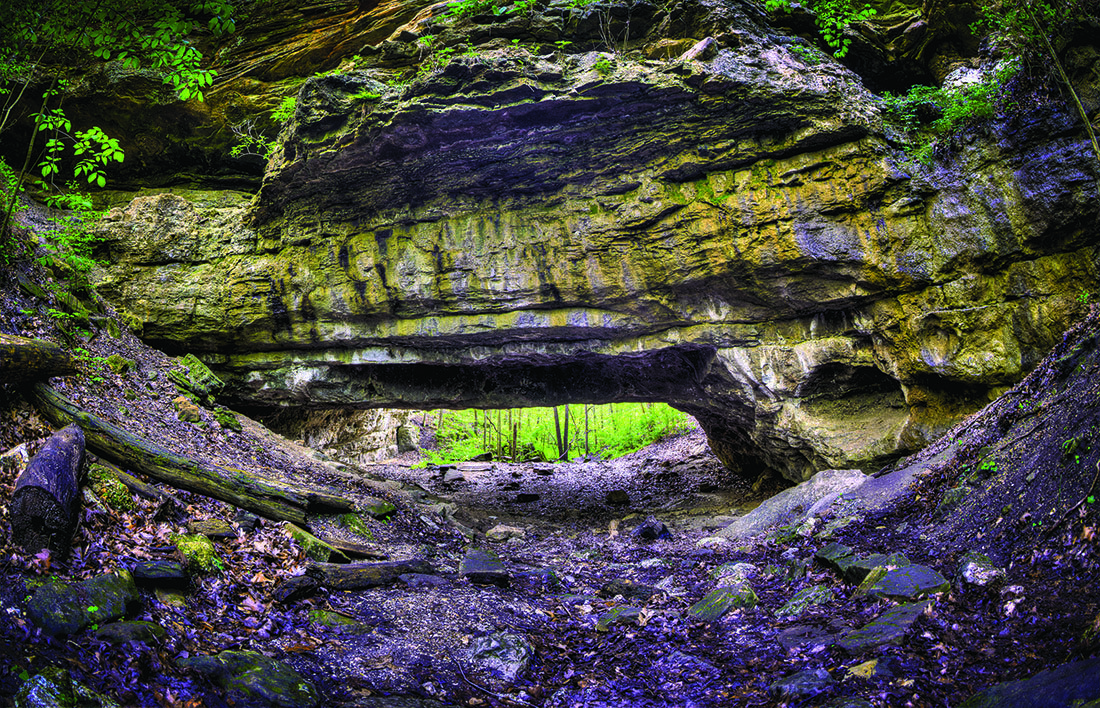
416;402;694;466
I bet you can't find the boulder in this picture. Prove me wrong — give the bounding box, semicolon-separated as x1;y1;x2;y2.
179;650;320;708
958;656;1100;708
837;601;931;654
25;569;140;637
688;581;758;622
717;470;868;539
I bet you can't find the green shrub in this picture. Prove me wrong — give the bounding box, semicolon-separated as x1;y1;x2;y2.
766;0;876;58
882;65;1012;163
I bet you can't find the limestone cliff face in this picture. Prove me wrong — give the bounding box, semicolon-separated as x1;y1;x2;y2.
90;0;1100;482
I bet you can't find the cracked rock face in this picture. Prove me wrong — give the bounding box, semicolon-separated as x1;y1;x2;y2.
90;0;1100;483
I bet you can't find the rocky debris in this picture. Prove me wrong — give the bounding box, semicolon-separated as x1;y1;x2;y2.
841;553;911;585
459;548;510;587
595;605;643;632
958;656;1100;708
837;601;931;654
179;650;319;708
25;569;140;637
599;578;658;602
716;469;869;539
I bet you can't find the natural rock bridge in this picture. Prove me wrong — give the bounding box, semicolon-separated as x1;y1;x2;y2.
87;0;1100;483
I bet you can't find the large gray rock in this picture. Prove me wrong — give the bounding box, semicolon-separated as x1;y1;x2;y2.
179;650;320;708
717;469;869;539
959;656;1100;708
25;569;140;637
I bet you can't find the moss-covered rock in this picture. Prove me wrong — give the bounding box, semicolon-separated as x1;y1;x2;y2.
178;650;320;708
338;513;375;539
24;569;140;637
14;667;120;708
168;353;224;401
104;354;136;374
172;395;204;424
688;581;758;622
214;407;242;431
86;463;135;511
169;533;222;573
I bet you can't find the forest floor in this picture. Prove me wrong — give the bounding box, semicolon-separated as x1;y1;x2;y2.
0;257;1099;708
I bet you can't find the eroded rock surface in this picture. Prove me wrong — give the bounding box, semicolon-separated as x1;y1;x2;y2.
89;0;1100;482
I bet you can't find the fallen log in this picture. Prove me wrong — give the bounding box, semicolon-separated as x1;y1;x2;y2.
32;384;355;527
0;334;79;380
11;424;84;557
310;559;433;590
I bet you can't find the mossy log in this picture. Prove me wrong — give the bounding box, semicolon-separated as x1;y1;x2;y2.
11;424;84;557
310;559;433;590
0;334;79;380
31;384;355;527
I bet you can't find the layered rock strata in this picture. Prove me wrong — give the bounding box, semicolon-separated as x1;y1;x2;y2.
90;1;1100;482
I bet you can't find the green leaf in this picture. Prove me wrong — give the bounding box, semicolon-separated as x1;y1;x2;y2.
96;174;106;188
180;87;191;101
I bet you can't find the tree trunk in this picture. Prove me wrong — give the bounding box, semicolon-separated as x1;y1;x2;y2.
11;423;84;557
31;384;354;527
0;334;79;380
310;559;433;589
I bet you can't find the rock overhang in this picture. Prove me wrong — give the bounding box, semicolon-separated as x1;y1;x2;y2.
86;0;1100;483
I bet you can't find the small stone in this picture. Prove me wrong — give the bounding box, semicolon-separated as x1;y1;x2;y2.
486;524;526;542
596;605;642;632
95;620;166;645
363;498;396;519
695;536;730;548
443;470;465;483
688;581;757;622
842;553;911;585
768;668;834;700
598;579;658;602
469;632;534;683
234;510;261;532
154;587;189;608
712;562;757;585
308;609;367;633
957;551;1005;589
775;585;835;618
838;600;930;654
869;565;950;600
460;548;510;587
132;560;189;589
272;575;321;604
399;573;450;590
605;490;630;505
172;396;203;424
188;518;237;540
170;533;221;573
814;542;855;574
105;354;136;374
632;517;672;542
214;408;242;431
